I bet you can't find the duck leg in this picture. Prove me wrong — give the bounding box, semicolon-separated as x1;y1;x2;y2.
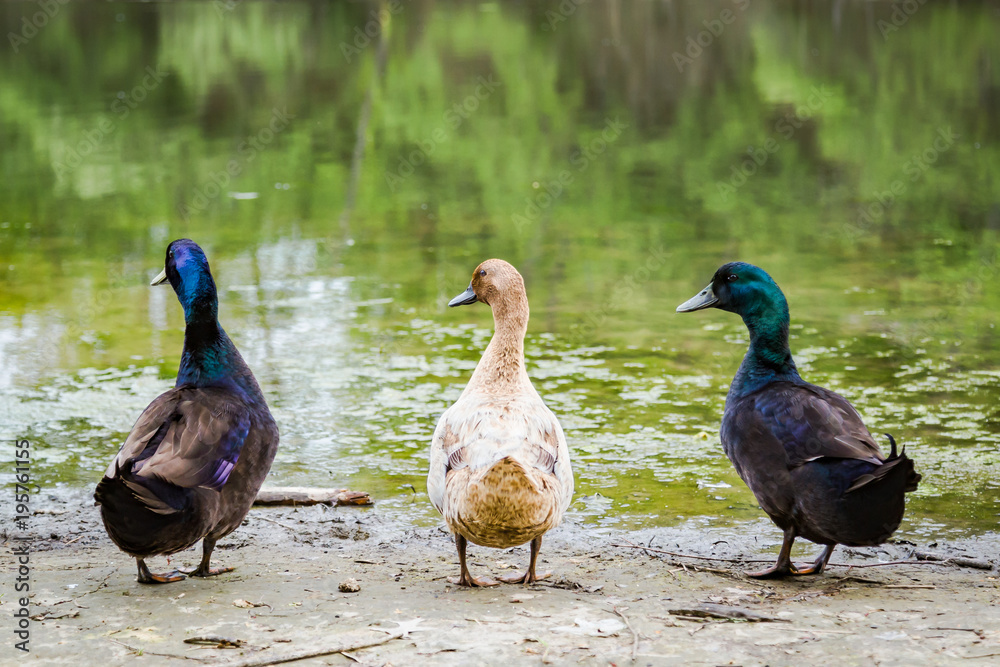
448;534;499;587
745;528;796;579
790;544;836;576
500;536;552;584
181;537;234;577
136;558;185;584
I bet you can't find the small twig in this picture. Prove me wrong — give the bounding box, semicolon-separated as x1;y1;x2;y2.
771;626;853;634
964;652;1000;660
215;630;404;667
184;636;246;648
612;606;638;662
110;639;209;662
932;627;986;640
612;543;964;571
254;516;299;531
75;570;114;600
843;561;945;570
613;542;748;563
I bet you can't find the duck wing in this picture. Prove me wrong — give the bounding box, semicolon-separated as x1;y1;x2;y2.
731;381;884;469
104;387;251;503
427;398;574;513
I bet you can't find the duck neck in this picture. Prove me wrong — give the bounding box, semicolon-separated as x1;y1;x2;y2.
470;295;530;393
730;307;799;400
176;312;265;406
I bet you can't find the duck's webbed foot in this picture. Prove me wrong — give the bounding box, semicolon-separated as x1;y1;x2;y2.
182;565;234;578
745;528;796;579
499;536;550;584
746;537;835;578
181;537;234;578
448;573;500;587
498;570;551;584
745;562;794;579
788;544;836;576
136;559;186;584
449;534;500;587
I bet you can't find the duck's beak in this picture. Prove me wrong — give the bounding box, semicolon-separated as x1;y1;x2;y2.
150;269;169;286
448;283;478;307
676;283;718;312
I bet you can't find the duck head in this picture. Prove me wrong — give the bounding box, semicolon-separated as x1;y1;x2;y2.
151;239;219;323
676;261;788;320
449;258;526;309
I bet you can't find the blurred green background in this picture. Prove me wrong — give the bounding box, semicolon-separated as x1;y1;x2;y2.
1;0;998;539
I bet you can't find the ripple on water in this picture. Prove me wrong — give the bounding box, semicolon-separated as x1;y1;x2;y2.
2;273;997;538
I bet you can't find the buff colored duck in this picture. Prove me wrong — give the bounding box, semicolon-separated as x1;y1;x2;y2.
95;239;279;584
427;259;574;587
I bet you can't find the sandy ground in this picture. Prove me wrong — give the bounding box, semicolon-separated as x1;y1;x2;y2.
3;490;999;666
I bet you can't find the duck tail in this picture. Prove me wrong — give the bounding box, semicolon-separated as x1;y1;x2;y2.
479;456;542;492
846;435;921;495
882;433;920;492
95;460;194;557
884;433;898;459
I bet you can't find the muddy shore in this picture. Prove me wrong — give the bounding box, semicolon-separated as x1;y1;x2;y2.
3;490;998;666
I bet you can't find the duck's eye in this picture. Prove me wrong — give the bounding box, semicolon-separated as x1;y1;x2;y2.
479;270;487;277
727;274;738;282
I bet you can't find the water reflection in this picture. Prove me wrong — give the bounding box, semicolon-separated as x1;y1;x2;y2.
0;1;997;535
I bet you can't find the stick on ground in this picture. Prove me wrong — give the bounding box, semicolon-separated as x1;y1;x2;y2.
612;606;639;661
252;487;372;507
216;629;403;667
612;542;992;571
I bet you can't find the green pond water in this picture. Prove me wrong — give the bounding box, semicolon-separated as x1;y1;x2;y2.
1;0;998;540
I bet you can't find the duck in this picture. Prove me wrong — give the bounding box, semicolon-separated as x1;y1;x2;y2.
94;239;279;584
427;259;574;587
676;262;920;578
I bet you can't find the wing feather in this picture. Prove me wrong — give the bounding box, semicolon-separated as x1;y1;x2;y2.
745;381;884;468
106;387;251;493
426;393;574;514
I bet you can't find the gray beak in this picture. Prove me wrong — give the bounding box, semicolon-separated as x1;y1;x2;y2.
150;268;169;286
676;283;718;312
448;283;478;307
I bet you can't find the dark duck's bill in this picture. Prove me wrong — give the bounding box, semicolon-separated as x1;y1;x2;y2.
676;283;718;312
